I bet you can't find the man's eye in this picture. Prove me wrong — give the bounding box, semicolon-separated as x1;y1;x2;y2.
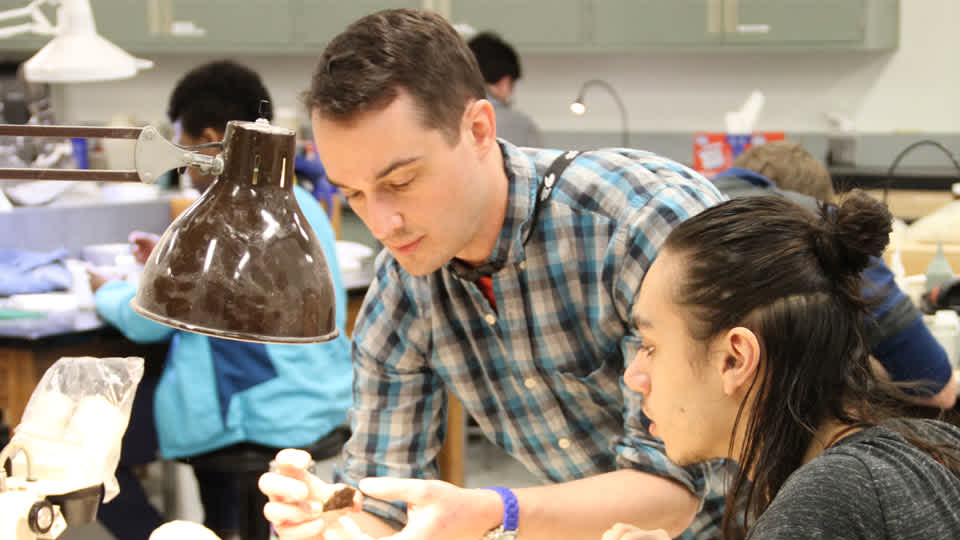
393;177;415;189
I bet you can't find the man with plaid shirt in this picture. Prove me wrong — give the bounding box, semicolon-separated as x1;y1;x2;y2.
260;9;726;540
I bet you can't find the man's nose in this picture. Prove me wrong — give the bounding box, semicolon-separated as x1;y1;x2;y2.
367;198;402;241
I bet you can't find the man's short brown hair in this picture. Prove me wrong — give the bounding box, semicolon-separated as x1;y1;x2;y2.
732;141;836;202
304;9;486;143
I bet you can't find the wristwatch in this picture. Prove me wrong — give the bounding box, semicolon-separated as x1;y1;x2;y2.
483;486;519;540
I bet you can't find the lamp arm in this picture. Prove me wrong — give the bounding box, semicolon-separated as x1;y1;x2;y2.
883;140;960;203
0;0;56;37
577;79;630;147
0;123;225;184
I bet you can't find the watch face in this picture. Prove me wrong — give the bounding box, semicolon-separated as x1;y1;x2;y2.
482;527;502;540
483;527;519;540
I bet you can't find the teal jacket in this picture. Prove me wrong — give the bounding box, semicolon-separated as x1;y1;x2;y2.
95;185;353;459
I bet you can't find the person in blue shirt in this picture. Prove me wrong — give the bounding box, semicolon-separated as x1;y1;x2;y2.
91;60;353;540
713;140;957;408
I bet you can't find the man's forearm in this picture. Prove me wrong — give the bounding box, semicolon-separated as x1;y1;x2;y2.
511;469;699;540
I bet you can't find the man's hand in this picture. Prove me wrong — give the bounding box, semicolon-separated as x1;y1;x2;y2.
601;523;671;540
331;477;502;540
129;231;160;265
260;449;362;540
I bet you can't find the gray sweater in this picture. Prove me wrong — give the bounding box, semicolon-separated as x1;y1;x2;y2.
748;418;960;539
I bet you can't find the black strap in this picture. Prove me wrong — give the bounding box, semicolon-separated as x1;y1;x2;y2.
524;150;581;245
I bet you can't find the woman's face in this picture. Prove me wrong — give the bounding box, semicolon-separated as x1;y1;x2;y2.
625;250;742;465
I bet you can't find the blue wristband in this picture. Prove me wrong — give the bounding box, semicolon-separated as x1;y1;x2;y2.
484;486;519;532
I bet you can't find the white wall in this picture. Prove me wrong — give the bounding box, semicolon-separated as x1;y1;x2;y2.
53;0;959;134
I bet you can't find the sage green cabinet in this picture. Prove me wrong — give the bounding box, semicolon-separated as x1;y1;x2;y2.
297;1;421;49
0;0;899;56
584;0;898;51
723;0;868;46
95;0;297;54
588;0;722;48
449;0;584;50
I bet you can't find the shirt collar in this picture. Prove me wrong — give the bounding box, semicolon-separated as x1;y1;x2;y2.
447;140;539;281
713;166;775;188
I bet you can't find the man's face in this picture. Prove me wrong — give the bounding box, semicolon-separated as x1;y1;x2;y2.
624;250;736;466
312;91;495;276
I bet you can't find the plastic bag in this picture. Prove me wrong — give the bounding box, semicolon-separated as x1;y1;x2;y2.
9;356;144;502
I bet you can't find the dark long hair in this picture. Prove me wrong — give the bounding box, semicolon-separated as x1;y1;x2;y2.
662;191;960;538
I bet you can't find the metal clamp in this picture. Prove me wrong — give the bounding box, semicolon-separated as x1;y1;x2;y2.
0;443;36;492
134;125;224;183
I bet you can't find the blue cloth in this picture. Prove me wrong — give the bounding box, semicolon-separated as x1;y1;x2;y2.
712;168;952;393
344;141;727;539
0;248;72;296
94;185;353;458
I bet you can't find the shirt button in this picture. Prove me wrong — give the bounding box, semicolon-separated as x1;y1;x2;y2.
524;378;537;389
558;438;571;450
484;313;497;325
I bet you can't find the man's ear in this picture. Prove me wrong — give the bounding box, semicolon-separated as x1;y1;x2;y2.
463;98;497;155
716;327;761;396
201;126;224;145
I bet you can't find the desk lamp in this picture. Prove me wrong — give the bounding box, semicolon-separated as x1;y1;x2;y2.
570;79;630;148
0;117;340;344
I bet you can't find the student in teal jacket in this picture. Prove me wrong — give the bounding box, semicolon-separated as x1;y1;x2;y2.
92;60;353;540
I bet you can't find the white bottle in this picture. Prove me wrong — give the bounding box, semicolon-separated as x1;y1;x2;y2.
925;240;955;295
925;310;960;370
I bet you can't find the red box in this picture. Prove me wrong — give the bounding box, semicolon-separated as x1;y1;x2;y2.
692;131;785;178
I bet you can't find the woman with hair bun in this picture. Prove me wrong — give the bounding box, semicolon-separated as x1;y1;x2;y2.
604;191;960;540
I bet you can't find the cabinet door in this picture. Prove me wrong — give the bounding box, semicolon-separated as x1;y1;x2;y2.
724;0;866;45
449;0;584;50
96;0;296;54
590;0;722;48
298;1;422;49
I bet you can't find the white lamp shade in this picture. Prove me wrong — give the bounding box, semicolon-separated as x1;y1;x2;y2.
23;32;153;83
21;0;152;83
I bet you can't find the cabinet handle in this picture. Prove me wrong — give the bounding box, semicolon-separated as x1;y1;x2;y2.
147;0;172;36
707;0;722;34
723;0;738;33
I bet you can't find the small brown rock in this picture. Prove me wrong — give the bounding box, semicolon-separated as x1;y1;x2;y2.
322;484;357;511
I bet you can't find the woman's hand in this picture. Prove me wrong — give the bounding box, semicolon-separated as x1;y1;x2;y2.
601;523;671;540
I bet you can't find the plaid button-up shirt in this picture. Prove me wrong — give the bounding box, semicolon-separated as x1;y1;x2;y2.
341;141;727;538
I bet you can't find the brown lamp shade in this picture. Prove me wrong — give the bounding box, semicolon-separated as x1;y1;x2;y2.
131;120;339;343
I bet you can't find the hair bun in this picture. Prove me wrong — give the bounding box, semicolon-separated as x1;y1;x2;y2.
812;190;892;278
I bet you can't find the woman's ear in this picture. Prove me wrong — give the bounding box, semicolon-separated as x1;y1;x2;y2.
717;327;761;396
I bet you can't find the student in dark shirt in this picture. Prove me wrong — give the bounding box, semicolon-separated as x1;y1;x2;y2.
603;191;960;540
